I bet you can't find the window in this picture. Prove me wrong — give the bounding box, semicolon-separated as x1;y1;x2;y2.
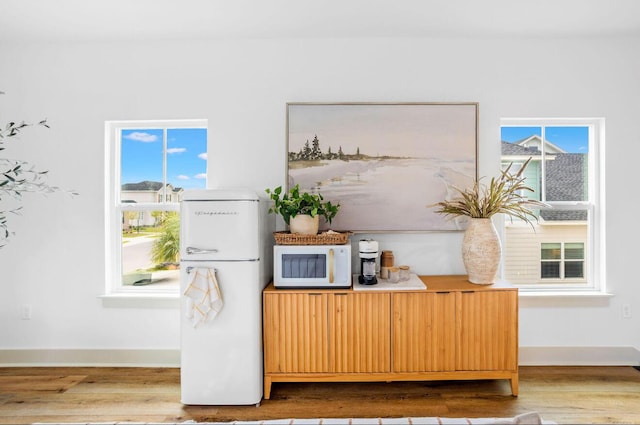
540;242;585;279
500;118;604;292
105;120;207;295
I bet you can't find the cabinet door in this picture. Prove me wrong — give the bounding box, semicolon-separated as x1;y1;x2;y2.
393;292;456;372
332;292;391;373
263;292;330;373
456;290;518;371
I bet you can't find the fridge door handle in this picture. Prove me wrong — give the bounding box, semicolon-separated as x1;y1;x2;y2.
186;246;219;255
186;266;217;274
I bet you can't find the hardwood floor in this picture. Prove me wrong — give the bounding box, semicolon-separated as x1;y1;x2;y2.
0;366;639;424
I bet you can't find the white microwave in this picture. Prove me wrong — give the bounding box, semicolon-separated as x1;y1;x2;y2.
273;244;352;288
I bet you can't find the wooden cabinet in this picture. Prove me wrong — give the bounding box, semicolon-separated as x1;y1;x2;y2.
393;291;456;372
456;290;519;372
263;292;330;374
263;275;518;399
333;292;391;373
263;291;390;377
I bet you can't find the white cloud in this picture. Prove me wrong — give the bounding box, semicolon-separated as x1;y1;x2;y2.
177;175;190;180
124;132;158;143
167;147;186;154
198;152;207;160
195;173;207;179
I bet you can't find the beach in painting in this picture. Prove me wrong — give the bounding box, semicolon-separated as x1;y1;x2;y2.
289;158;474;232
286;103;478;231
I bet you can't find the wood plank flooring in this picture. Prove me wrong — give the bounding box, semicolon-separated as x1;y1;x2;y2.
0;366;639;424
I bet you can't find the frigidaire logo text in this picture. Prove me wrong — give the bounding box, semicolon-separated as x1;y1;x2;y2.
195;210;239;216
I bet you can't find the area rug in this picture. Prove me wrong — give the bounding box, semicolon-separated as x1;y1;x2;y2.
34;411;556;425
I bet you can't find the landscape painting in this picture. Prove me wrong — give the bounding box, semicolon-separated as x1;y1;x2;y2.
286;102;478;232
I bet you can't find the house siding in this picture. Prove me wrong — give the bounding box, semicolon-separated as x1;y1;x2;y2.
120;184;183;227
503;222;588;285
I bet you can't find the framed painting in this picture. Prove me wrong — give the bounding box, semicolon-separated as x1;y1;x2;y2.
286;102;478;232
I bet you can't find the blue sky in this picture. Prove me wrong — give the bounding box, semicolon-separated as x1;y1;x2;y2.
121;128;207;189
501;126;589;153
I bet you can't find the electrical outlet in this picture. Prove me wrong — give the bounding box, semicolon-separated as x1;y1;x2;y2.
622;303;632;319
21;304;32;320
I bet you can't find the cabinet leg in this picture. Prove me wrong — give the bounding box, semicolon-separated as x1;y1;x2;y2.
510;374;519;397
264;376;272;400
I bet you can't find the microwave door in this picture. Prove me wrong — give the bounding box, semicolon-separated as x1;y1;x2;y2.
274;245;351;288
281;253;326;281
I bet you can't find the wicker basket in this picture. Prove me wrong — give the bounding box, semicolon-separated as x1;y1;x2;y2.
273;231;351;245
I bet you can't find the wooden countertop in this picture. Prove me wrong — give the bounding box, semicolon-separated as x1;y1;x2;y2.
264;275;516;293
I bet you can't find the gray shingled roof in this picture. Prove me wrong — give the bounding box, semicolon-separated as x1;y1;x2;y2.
545;154;586;202
501;142;587;221
541;153;588;221
501;141;541;156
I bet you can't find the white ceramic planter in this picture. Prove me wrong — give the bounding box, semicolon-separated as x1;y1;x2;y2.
462;218;502;284
289;214;320;235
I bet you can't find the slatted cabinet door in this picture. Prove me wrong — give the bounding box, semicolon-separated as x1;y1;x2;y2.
393;291;456;372
456;290;518;372
263;292;330;374
332;292;391;373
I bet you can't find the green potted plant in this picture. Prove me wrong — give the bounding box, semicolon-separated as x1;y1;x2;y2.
431;157;548;284
265;184;340;235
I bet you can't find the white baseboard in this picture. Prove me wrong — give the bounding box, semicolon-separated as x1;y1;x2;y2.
519;346;640;366
1;346;638;367
0;348;180;367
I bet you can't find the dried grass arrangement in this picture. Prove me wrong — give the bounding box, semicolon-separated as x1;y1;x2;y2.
431;157;548;226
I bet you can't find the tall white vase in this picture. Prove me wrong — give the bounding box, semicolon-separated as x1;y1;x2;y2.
462;218;502;284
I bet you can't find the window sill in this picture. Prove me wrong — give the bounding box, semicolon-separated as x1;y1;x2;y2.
517;288;614;307
99;292;180;309
98;288;614;308
518;289;613;298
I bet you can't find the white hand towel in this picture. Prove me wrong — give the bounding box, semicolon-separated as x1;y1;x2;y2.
183;267;223;327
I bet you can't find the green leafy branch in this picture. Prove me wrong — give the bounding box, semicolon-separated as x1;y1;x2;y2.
1;102;77;246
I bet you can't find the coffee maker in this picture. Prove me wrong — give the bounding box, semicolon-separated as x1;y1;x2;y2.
358;239;379;285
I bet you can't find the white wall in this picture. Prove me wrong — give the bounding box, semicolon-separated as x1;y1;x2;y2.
1;35;638;364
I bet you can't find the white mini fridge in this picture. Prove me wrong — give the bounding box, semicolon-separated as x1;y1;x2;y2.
179;189;274;405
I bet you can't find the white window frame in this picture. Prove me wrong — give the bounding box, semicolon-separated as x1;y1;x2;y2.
500;118;606;295
104;119;207;299
540;242;586;280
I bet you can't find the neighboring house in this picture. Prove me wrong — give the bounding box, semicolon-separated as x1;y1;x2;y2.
120;181;183;227
501;138;588;285
510;134;566;154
